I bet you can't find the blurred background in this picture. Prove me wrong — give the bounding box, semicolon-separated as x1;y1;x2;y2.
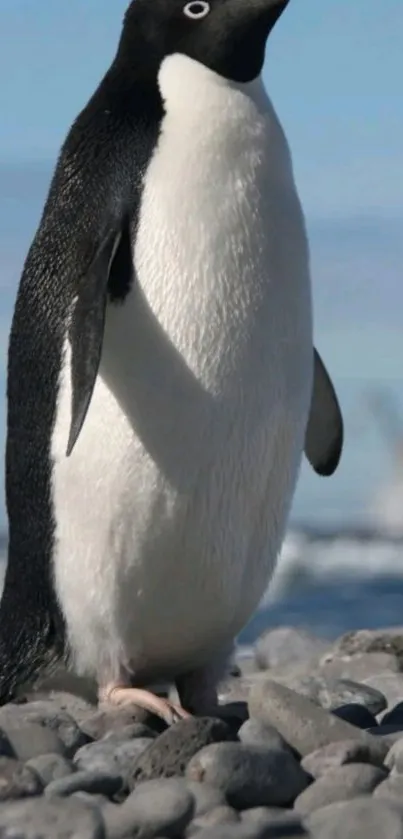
0;0;403;643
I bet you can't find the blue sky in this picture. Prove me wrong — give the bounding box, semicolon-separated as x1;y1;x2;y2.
1;0;403;215
0;0;403;527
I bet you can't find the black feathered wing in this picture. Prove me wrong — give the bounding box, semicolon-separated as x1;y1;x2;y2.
304;348;343;476
66;227;123;456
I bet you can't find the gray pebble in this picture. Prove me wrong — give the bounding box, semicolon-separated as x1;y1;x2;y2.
385;736;403;770
45;769;122;798
2;721;67;761
374;775;403;800
0;756;43;801
21;688;96;721
362;673;403;711
26;753;74;786
294;763;388;816
331;703;378;729
250;665;392;711
306;796;403;839
75;734;152;778
241;808;305;835
81;708;158;741
316;678;386;716
241;656;398;708
255;627;329;670
319;651;401;678
103;778;194;839
72;791;110;808
241;806;293;823
0;701;88;757
238;719;294;754
195;826;307;839
0;796;104;838
185;782;226;816
331;627;403;661
187;805;240;834
268;673;383;715
248;679;383;757
301;738;388;778
130;717;235;785
45;690;96;718
186;742;309;809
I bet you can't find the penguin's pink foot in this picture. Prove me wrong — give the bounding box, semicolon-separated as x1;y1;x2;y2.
99;684;191;726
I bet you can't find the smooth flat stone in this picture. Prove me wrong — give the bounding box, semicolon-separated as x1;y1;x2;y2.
0;757;43;801
238;719;294;753
187;805;240;834
241;807;305;835
249;679;384;758
45;769;122;799
81;710;159;741
374;775;403;801
241;806;295;823
319;651;401;679
195;825;307;839
294;763;387;816
26;753;74;787
363;674;403;711
75;735;152;779
385;735;403;770
255;627;329;670
301;738;388;778
317;679;386;716
0;796;104;838
2;721;67;761
306;796;403;839
243;655;399;704
186;742;309;809
103;778;194;839
330;628;403;661
0;701;88;757
185;782;226;816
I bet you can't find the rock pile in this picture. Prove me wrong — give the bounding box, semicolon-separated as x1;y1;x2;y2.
0;626;403;837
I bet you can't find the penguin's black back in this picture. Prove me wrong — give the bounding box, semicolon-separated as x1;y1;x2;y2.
2;56;163;702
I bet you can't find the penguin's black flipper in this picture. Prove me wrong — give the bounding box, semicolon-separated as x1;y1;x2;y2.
67;212;137;455
66;228;122;457
304;348;343;476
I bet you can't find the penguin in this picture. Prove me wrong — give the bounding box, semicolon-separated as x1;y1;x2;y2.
2;0;343;722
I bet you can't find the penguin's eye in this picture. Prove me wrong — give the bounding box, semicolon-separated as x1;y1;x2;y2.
183;1;211;20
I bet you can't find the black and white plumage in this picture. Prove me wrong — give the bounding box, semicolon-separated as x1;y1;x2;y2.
1;0;342;720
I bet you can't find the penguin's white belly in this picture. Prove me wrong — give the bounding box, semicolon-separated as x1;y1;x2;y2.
51;57;313;684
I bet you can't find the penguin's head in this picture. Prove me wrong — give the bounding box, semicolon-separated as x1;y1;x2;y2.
118;0;290;83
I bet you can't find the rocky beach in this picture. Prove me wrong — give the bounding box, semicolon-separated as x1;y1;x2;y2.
0;626;403;837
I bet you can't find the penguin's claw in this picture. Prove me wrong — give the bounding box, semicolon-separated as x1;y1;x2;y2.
99;685;191;725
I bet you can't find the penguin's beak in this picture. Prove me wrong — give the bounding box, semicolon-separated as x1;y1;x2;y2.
194;0;291;82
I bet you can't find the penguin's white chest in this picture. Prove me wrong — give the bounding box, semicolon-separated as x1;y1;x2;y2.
52;56;313;683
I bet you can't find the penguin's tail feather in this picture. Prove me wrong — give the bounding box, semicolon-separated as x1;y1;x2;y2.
0;607;65;705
